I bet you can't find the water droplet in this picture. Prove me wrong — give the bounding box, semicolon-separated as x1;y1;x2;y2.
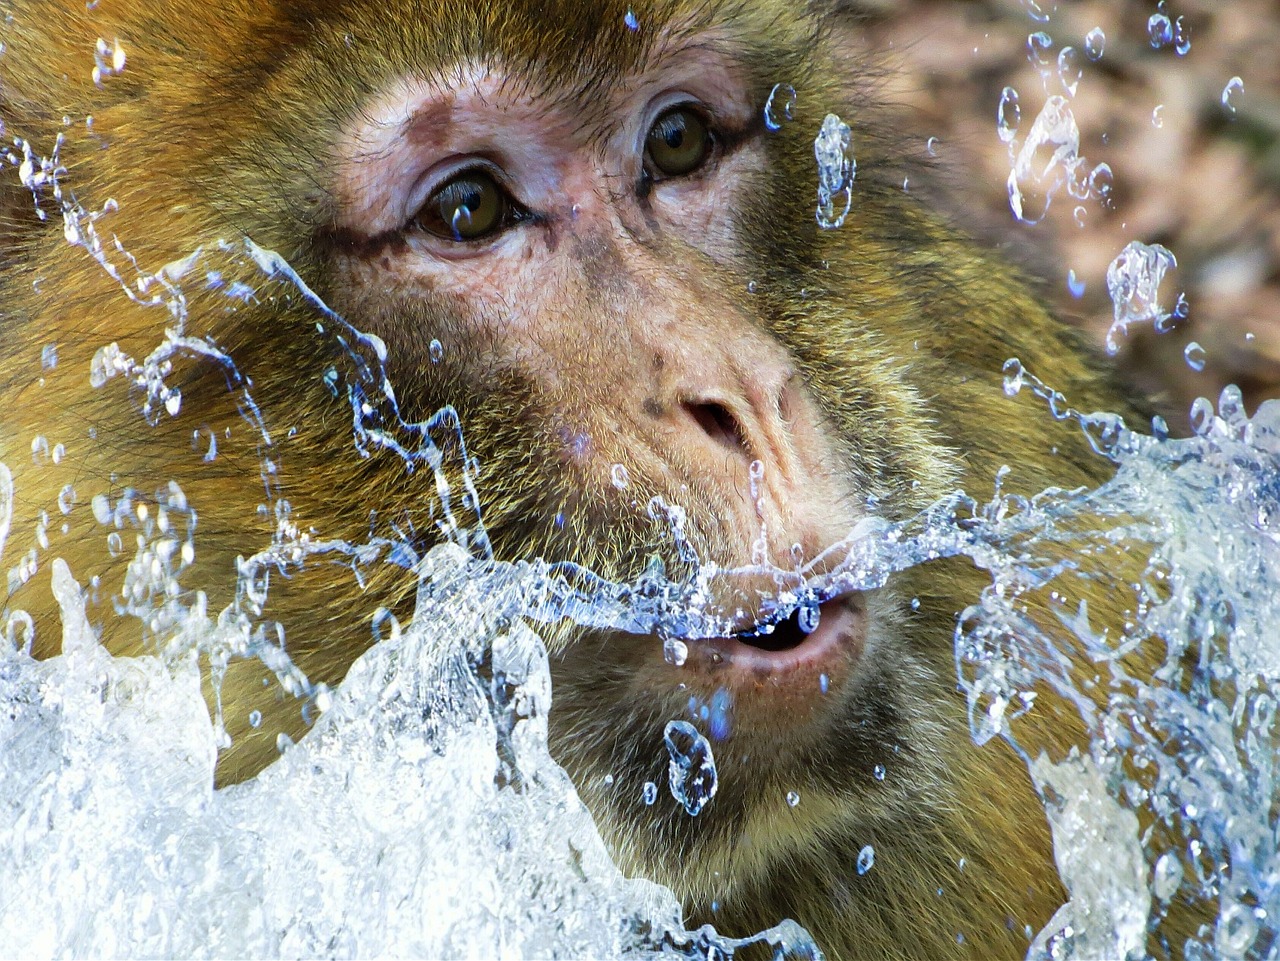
276;732;294;753
1027;31;1053;69
248;710;262;729
1006;96;1080;224
1056;46;1081;97
30;435;49;465
642;781;658;805
786;790;800;807
1083;27;1106;61
1184;341;1206;372
1073;205;1087;227
997;87;1021;144
1222;76;1244;116
40;344;58;370
910;596;921;610
1152;104;1164;128
611;463;630;489
819;673;829;694
814;113;855;229
1019;0;1052;23
1067;269;1086;298
1003;358;1025;396
624;8;639;31
429;339;443;363
1153;852;1182;901
763;83;796;132
926;136;939;157
857;845;875;874
1088;162;1113;206
57;484;77;515
1148;12;1173;48
663;637;689;667
873;763;886;781
664;720;718;816
1173;16;1191;56
796;598;820;634
106;531;123;556
1105;241;1179;353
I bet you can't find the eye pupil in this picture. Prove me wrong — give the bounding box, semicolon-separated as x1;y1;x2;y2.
646;106;711;179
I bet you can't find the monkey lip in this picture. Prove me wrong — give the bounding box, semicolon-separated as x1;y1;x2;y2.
690;592;866;680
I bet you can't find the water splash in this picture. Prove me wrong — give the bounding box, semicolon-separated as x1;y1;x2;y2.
1104;240;1184;353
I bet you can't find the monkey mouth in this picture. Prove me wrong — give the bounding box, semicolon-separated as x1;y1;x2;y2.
691;592;866;680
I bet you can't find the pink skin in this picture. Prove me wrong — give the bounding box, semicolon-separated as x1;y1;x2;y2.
333;44;867;702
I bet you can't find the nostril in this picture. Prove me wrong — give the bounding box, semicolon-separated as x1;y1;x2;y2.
684;400;748;454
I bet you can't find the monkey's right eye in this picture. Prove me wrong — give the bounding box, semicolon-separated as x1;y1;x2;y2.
413;170;517;242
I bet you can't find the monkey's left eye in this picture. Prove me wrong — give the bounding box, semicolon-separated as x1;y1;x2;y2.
413;170;519;242
644;106;714;180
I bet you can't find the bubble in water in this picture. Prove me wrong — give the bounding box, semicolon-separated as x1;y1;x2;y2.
429;339;443;363
1084;27;1106;62
1104;241;1180;353
642;781;658;806
624;8;639;31
664;720;718;816
857;845;875;875
611;463;630;489
1173;16;1191;56
997;87;1021;145
1183;341;1206;372
1056;46;1081;97
1222;76;1244;116
763;83;796;132
814;113;855;229
786;791;800;808
662;637;689;667
1148;13;1173;49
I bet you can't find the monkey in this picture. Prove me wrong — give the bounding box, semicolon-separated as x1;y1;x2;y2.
0;1;1168;958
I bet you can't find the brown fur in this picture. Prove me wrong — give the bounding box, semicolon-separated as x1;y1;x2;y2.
1;2;1158;958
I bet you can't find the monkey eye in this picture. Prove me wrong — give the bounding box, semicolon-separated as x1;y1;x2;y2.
413;169;518;242
644;105;713;180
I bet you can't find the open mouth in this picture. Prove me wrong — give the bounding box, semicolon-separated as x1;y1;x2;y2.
694;592;866;679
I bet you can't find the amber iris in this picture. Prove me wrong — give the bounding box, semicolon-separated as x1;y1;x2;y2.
418;170;508;240
646;106;712;178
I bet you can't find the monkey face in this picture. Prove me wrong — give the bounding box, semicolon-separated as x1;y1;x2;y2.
283;0;973;905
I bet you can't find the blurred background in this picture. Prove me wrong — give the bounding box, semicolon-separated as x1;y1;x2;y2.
839;0;1280;430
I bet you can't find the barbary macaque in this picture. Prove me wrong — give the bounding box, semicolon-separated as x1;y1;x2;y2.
0;1;1160;958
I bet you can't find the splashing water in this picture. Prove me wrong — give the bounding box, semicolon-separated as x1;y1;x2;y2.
1105;240;1186;353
